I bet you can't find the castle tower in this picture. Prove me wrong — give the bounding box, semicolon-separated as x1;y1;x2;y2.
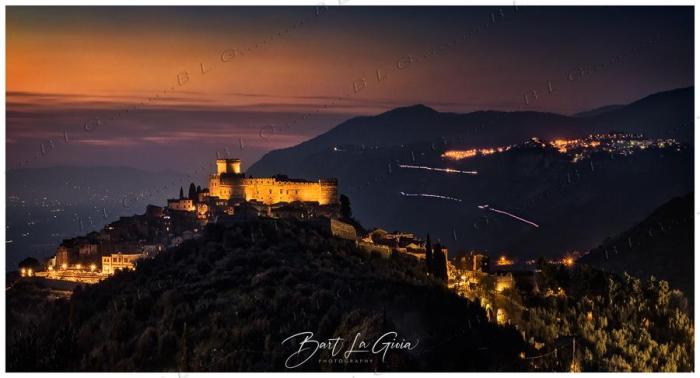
319;178;339;205
216;159;227;175
216;158;242;175
228;159;241;174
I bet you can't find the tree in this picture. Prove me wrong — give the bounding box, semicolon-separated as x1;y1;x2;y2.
431;245;440;278
179;187;184;199
339;194;352;219
188;183;197;200
432;242;448;283
425;233;433;273
178;321;191;371
18;257;41;272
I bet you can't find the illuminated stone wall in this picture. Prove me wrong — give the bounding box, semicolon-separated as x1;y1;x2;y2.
208;159;338;205
55;246;71;268
494;274;515;293
328;218;357;240
240;178;337;205
101;253;143;275
167;198;196;212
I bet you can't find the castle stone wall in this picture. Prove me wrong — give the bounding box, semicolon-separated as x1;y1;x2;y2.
208;160;338;205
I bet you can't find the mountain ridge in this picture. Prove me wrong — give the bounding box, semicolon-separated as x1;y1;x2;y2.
249;86;693;176
246;86;693;263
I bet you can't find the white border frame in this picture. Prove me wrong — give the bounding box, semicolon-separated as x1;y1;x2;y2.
1;1;697;377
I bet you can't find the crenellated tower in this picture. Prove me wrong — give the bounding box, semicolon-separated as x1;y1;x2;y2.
216;158;241;175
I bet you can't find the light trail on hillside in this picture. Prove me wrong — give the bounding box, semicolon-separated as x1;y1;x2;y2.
400;192;463;202
398;164;478;175
478;204;540;228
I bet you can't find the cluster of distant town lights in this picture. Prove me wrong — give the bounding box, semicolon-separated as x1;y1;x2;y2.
441;133;681;163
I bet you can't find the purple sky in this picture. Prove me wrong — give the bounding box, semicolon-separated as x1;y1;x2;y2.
7;6;694;173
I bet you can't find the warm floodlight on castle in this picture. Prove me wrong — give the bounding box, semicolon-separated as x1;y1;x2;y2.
209;158;338;205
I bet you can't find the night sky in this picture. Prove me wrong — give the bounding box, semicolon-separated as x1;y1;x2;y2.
6;6;693;173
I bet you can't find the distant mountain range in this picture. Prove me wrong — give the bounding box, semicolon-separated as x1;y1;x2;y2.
248;87;694;261
573;104;624;118
250;87;692;176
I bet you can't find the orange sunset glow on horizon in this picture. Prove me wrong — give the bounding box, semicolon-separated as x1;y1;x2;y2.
6;6;692;173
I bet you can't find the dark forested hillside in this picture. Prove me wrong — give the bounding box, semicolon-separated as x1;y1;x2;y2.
7;219;525;372
580;193;694;298
7;218;694;372
508;264;694;372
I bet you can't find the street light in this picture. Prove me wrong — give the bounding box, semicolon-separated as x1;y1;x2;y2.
563;257;574;267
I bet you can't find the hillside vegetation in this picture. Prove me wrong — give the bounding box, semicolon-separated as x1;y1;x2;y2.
7;219;525;372
581;193;693;298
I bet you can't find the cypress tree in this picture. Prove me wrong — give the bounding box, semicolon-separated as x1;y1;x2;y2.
179;186;184;199
340;194;352;220
188;183;197;200
432;242;442;279
433;245;448;283
425;233;433;274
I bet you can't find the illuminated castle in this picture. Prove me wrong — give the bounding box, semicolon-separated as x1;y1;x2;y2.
209;158;338;205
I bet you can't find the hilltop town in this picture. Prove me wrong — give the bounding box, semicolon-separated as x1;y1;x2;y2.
18;159;454;281
15;158;586;329
16;159;329;280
